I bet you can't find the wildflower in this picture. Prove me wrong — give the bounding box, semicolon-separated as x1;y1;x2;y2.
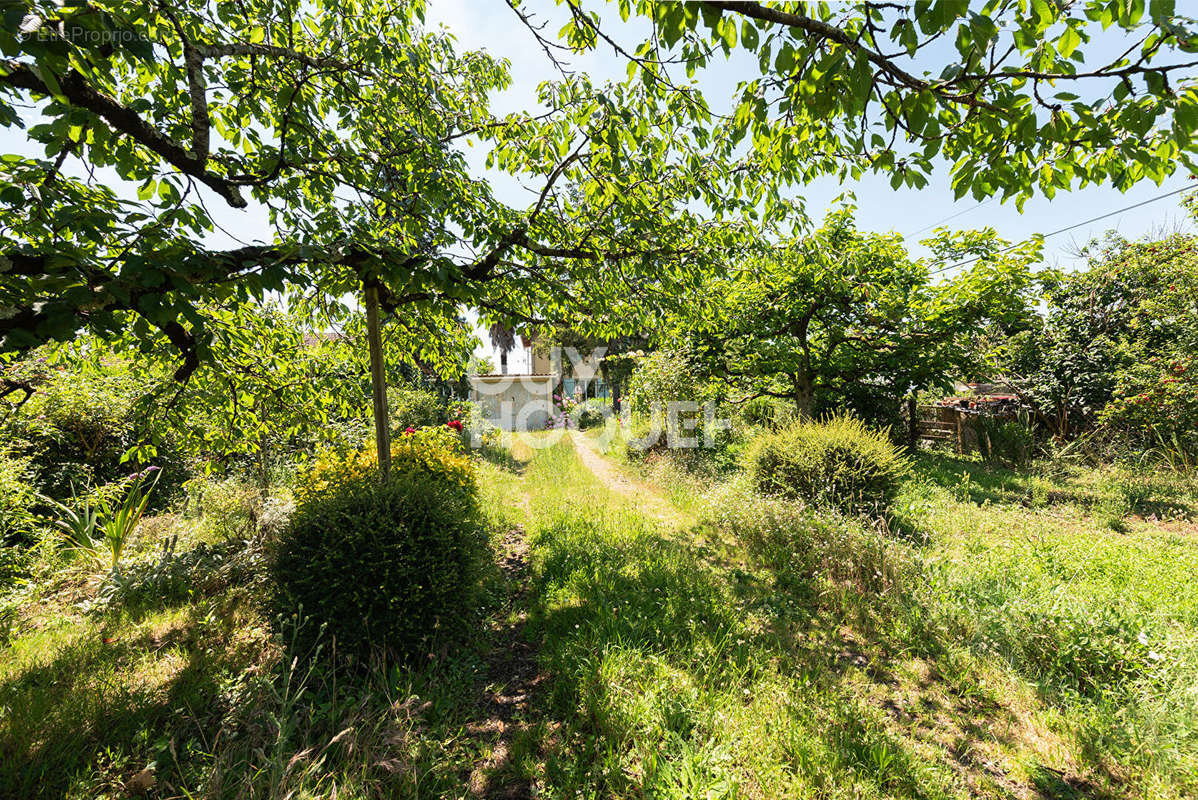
404;426;416;435
447;419;463;431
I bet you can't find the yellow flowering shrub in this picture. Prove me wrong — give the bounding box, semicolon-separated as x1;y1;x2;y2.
295;425;475;505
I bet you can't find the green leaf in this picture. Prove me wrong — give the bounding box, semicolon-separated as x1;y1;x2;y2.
1057;26;1081;58
741;19;759;50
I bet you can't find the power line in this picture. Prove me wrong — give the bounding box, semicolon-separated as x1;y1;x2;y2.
927;183;1194;277
907;195;998;237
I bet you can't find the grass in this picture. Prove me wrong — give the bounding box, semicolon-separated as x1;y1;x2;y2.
555;437;1198;798
2;436;1196;797
0;457;533;799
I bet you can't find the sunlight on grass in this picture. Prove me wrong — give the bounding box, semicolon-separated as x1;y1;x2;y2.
524;441;1198;798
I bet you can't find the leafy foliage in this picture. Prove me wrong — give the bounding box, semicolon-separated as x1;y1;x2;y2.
1101;355;1198;468
975;413;1036;469
1;0;737;373
996;231;1198;439
1;353;185;499
388;386;452;433
294;426;475;506
43;467;161;572
745;414;907;514
575;398;608;430
738;396;794;428
0;448;38;548
626;346;722;444
273;465;484;661
675;210;1036;425
561;1;1198;209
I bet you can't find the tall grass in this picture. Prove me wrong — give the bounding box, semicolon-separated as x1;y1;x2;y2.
4;432;1196;798
520;441;973;798
901;475;1198;791
555;438;1198;800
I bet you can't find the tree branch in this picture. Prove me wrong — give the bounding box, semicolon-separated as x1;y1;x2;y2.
0;61;245;206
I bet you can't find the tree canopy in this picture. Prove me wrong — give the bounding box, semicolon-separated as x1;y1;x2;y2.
553;0;1197;206
672;210;1039;421
1;0;736;376
995;224;1198;438
3;0;1196;387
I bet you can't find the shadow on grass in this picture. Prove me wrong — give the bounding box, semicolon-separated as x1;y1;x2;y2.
478;442;529;475
1029;764;1118;799
910;451;1066;508
912;451;1198;523
522;510;1008;798
0;595;265;798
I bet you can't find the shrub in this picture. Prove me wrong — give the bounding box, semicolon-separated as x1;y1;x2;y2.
625;348;721;448
0;449;39;546
698;477;914;608
272;466;484;661
575;398;608;430
1100;355;1198;471
388;386;449;432
975;413;1035;468
294;426;473;505
744;414;907;515
740;396;794;428
2;356;190;505
185;476;262;538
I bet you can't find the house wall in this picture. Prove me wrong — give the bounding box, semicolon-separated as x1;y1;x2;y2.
469;374;555;431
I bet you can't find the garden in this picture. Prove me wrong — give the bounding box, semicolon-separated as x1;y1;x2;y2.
3;1;1198;798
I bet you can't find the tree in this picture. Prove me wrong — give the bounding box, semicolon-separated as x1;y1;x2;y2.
551;0;1198;210
1;0;736;378
995;227;1198;439
676;210;1037;424
488;323;517;375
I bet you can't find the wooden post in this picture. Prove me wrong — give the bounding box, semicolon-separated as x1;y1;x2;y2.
365;283;391;479
906;394;918;450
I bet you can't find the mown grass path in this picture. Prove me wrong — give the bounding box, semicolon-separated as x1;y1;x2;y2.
568;430;692;529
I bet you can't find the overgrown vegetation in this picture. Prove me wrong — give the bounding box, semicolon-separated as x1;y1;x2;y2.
274;434;484;661
1;1;1197;797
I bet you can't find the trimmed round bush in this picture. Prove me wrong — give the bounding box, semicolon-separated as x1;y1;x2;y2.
274;450;483;661
745;414;906;515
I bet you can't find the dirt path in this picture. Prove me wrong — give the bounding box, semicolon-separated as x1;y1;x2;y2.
569;431;691;528
466;523;547;798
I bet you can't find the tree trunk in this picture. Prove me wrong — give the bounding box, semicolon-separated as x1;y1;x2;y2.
499;349;508;374
365;283;391;479
793;373;814;418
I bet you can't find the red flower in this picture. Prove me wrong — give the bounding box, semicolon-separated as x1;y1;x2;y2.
447;419;463;431
404;426;416;435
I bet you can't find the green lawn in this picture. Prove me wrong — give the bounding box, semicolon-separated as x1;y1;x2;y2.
2;436;1196;798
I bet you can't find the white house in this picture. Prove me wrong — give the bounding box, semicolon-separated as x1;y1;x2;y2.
468;373;555;431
